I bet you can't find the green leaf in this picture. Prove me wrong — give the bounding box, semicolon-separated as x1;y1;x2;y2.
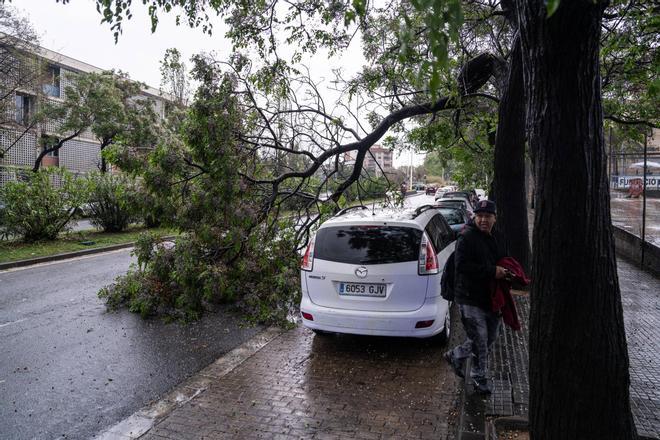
545;0;561;17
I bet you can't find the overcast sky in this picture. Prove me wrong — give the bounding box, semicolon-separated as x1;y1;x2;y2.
12;0;425;167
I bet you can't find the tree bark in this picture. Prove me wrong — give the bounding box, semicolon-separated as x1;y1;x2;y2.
492;35;531;272
518;0;636;437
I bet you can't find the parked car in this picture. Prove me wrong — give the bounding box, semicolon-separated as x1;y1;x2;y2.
441;191;475;208
434;198;475;218
437;207;471;233
435;185;453;200
425;186;437;195
300;204;455;341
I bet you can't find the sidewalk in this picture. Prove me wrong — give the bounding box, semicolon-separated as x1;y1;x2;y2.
458;257;660;439
98;325;462;439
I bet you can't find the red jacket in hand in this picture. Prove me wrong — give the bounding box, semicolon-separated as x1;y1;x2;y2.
490;257;530;331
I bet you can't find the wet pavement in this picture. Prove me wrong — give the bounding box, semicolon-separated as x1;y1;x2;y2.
0;250;263;440
619;258;660;438
457;250;660;439
140;328;462;440
610;193;660;247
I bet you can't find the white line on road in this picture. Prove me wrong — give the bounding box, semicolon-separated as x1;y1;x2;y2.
0;318;27;328
92;326;284;440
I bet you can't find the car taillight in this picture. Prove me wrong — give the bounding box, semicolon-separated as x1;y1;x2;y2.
300;237;315;271
415;320;435;328
418;232;439;275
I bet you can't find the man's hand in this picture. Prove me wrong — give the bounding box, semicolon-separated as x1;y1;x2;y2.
495;266;508;279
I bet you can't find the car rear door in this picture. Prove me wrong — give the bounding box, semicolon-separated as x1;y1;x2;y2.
304;225;429;312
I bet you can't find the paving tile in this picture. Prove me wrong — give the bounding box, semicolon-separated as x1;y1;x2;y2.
141;328;461;440
468;258;660;438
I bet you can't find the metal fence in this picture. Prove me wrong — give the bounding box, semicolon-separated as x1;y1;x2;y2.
607;136;660;270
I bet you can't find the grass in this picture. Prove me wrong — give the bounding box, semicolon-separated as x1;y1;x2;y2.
0;225;176;263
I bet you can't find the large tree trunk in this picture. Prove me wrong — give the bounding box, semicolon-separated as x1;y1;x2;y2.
492;35;530;272
518;0;636;438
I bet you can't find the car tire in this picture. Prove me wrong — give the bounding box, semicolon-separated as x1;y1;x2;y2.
429;309;451;346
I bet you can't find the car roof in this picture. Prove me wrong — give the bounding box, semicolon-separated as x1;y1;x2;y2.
436;197;468;203
320;205;439;229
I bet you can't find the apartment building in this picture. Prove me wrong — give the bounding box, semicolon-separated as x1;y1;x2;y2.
343;145;394;175
0;41;168;185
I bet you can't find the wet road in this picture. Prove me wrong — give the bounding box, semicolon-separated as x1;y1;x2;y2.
610;194;660;247
0;249;263;440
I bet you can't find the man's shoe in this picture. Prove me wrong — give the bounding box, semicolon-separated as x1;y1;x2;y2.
444;351;464;378
473;378;492;394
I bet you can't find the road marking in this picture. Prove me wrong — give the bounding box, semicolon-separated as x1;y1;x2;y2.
0;318;27;328
92;326;284;440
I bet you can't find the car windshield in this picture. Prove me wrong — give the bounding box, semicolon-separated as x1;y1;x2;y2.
314;225;422;265
438;208;465;225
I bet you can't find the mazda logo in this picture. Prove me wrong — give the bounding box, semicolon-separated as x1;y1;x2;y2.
355;267;368;278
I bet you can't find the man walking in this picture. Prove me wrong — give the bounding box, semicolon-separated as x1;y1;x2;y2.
444;199;508;394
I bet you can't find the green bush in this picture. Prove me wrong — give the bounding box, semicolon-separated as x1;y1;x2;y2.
0;169;88;242
134;183;169;228
85;172;139;232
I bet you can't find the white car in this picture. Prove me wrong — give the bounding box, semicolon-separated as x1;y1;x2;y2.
299;205;455;341
434;197;475;218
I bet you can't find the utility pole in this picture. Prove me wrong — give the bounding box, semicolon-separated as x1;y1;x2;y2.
641;133;648;269
409;149;413;191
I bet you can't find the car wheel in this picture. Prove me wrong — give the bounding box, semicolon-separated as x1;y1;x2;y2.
430;309;451;346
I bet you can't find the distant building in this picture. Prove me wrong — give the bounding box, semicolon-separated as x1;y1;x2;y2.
0;40;169;185
343;145;393;175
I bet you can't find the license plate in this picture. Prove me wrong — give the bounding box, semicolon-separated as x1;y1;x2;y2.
338;282;386;297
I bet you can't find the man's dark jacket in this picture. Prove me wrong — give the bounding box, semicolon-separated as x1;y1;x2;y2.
454;223;503;311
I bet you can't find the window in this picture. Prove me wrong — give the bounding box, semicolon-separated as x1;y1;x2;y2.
437;200;468;211
14;93;33;125
429;214;455;251
425;219;443;253
40;135;60;156
42;65;61;97
438;208;464;226
314;226;423;265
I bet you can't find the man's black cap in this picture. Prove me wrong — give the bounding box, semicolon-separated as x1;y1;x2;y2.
474;199;496;214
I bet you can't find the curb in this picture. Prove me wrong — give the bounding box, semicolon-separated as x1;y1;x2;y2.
92;326;284;440
484;416;528;440
0;235;177;271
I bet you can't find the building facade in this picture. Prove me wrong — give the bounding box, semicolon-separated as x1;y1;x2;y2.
0;42;167;186
343;145;393;175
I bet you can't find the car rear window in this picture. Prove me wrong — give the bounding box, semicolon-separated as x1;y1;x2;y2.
444;192;467;198
314;225;422;264
439;208;465;225
437;200;467;210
